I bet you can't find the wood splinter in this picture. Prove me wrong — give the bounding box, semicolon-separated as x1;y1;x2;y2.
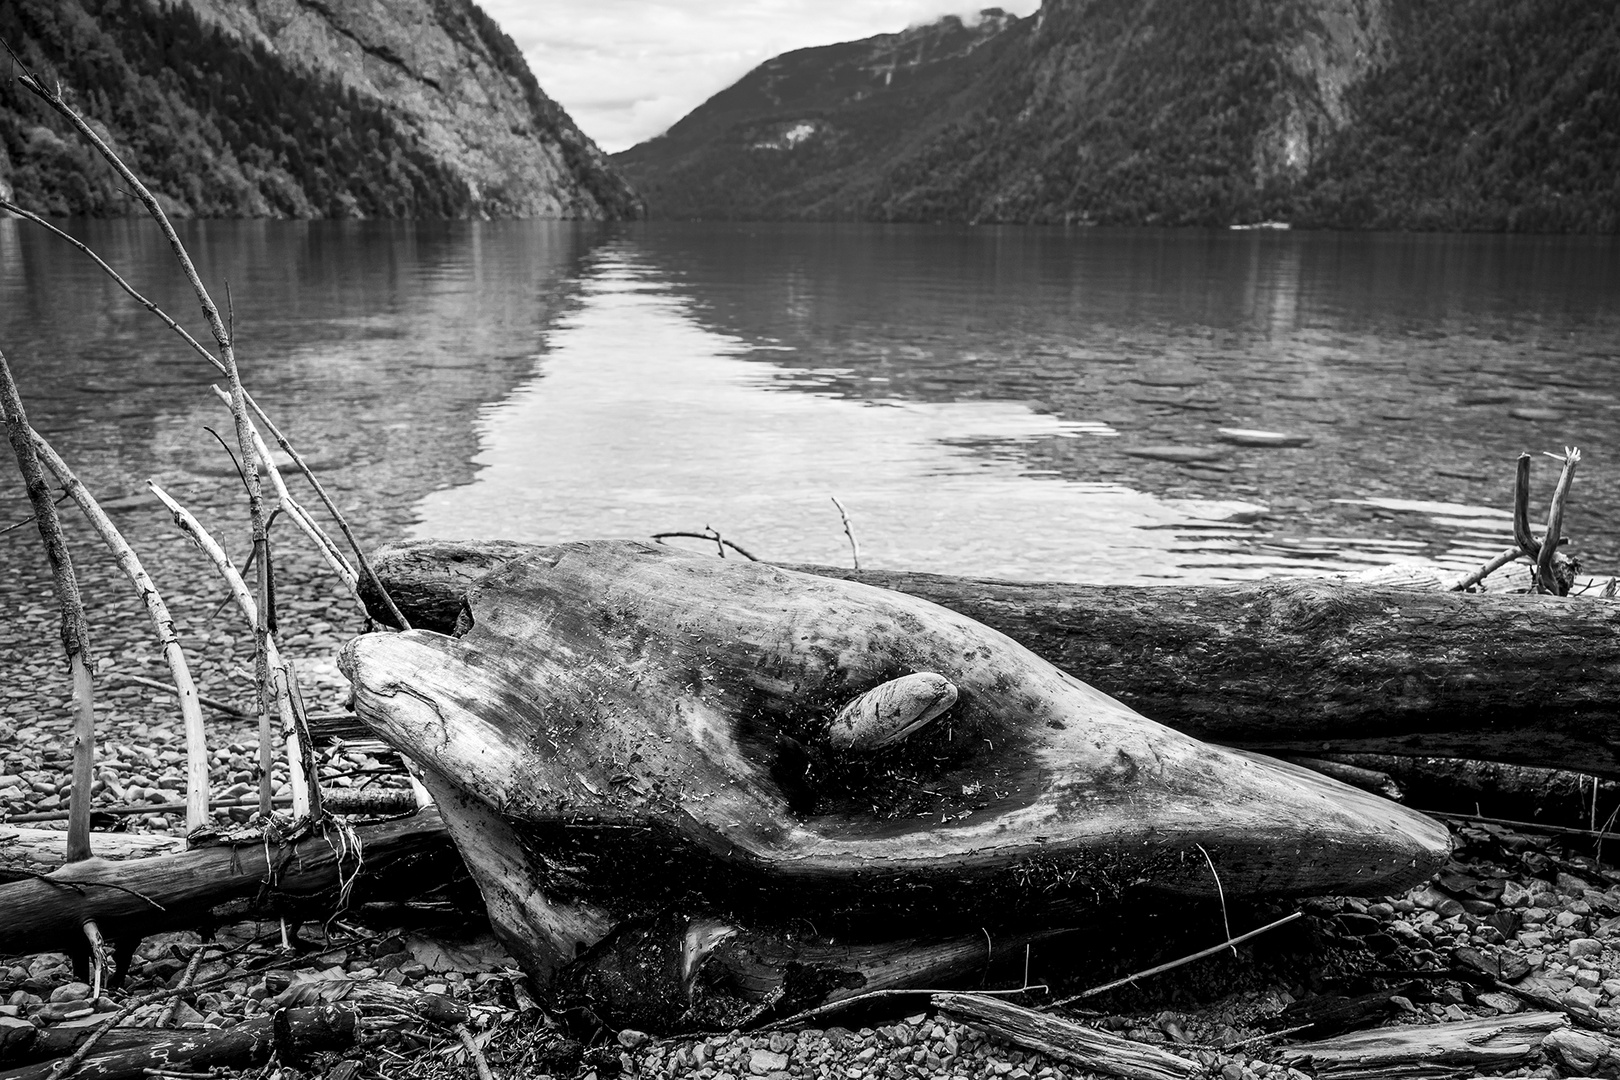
826;672;958;750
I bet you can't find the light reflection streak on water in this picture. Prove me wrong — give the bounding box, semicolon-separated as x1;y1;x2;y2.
411;249;1516;584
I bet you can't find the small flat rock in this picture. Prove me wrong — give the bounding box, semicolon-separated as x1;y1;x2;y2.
1510;407;1564;421
1123;445;1228;463
1216;428;1311;448
749;1049;790;1074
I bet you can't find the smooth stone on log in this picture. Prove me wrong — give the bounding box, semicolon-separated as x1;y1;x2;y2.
344;540;1448;1022
826;673;957;750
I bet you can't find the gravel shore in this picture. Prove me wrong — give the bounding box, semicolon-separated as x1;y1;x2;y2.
3;421;1619;1080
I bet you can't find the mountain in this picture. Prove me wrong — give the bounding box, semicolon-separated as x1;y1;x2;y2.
0;0;641;219
613;10;1030;221
615;0;1620;231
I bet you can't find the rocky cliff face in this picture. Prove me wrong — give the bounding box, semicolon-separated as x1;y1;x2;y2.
618;0;1618;231
0;0;640;219
177;0;638;218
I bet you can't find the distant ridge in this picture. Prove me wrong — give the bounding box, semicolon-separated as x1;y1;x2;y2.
0;0;641;219
615;0;1619;232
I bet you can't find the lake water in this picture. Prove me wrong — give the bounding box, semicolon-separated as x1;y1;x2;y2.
4;219;1620;588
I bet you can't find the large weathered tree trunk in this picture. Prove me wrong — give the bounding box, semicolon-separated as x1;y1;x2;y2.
361;539;1620;777
345;540;1447;1029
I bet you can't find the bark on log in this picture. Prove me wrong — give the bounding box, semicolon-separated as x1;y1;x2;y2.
363;539;1620;778
0;811;454;958
345;540;1446;1028
931;993;1200;1080
1278;1011;1568;1078
0;830;181;882
0;1006;357;1080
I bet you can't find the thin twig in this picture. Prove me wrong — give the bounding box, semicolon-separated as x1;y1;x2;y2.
1046;912;1304;1009
1195;843;1235;956
761;984;1049;1031
0;348;96;863
649;531;761;561
104;673;247;718
830;496;861;569
1450;546;1525;592
33;433;212;834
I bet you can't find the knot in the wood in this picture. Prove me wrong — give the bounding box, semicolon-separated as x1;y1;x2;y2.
826;672;958;750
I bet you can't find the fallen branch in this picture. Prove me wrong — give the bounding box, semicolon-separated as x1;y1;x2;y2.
1278;1011;1567;1078
0;810;453;958
933;993;1199;1080
0;1006;358;1080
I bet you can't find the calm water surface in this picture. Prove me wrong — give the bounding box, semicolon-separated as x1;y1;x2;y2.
4;219;1619;586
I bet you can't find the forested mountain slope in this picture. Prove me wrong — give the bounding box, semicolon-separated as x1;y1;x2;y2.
617;0;1619;231
0;0;641;219
613;11;1030;221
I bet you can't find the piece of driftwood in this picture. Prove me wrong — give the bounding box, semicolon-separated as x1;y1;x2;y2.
0;811;453;959
0;1005;357;1080
361;539;1620;777
931;993;1199;1080
1279;758;1404;802
345;540;1447;1028
1279;1011;1568;1078
1318;754;1620;826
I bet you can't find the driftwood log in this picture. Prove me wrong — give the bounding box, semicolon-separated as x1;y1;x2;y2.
1279;1011;1568;1078
360;539;1620;778
0;811;454;960
344;540;1447;1029
931;993;1199;1080
0;1005;358;1080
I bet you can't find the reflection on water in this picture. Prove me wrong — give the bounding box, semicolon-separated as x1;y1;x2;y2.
416;253;1281;582
4;218;1619;587
421;225;1620;586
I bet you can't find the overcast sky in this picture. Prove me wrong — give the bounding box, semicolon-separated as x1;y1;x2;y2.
477;0;1041;154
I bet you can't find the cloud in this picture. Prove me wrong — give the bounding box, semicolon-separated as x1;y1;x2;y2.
477;0;1041;153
